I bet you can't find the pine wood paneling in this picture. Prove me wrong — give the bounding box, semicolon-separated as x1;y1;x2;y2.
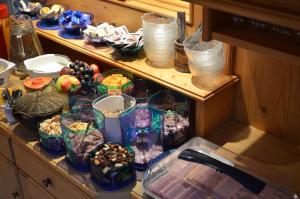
233;48;300;145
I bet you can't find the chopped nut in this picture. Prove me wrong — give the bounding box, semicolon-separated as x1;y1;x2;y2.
114;163;123;168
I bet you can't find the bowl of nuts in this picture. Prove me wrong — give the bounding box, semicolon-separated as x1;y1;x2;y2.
90;143;135;190
61;108;105;170
38;115;65;154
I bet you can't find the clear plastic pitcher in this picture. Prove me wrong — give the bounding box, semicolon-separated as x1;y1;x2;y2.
9;14;43;76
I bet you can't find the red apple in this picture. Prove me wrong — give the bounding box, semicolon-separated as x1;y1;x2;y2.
59;66;71;76
93;73;100;81
89;64;100;74
95;73;105;83
56;75;81;94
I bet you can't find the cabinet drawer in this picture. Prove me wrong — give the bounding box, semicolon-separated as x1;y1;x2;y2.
19;171;54;199
0;155;22;199
13;145;88;199
0;132;13;161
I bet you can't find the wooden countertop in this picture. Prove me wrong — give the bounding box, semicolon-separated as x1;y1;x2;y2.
0;76;143;199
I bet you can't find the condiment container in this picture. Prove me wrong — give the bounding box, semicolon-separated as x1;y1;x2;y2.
90;143;136;190
143;137;297;199
61;108;105;170
142;13;177;67
120;105;164;170
92;94;136;143
149;90;191;150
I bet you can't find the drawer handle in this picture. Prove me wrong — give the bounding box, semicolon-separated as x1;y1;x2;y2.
11;192;19;199
42;178;52;188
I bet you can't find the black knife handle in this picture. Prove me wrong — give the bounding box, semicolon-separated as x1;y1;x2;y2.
178;149;266;194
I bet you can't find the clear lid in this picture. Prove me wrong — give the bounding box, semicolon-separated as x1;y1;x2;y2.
143;137;298;199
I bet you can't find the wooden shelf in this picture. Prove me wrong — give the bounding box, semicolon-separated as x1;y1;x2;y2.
33;21;238;102
212;22;300;62
185;0;300;31
207;122;300;194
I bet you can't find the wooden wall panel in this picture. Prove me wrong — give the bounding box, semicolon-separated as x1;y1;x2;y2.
47;0;202;34
233;48;300;145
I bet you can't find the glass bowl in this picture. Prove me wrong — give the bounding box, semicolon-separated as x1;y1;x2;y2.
90;143;136;190
36;4;68;22
96;69;134;95
38;115;65;154
61;108;105;170
58;10;94;34
149;90;191;150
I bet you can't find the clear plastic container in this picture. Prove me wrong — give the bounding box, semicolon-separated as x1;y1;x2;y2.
142;13;177;66
90;143;136;190
68;92;99;110
61;108;105;171
120;105;165;170
92;94;136;143
131;79;161;104
183;37;225;88
143;137;297;199
149;90;191;150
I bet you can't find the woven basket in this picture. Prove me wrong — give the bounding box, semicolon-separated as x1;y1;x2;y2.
13;91;66;131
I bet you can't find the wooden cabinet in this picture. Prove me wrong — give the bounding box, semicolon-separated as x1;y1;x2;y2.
185;0;300;62
0;132;13;162
0;155;22;199
13;145;89;199
19;171;54;199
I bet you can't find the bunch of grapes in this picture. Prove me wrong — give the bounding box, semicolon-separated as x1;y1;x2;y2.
69;60;95;90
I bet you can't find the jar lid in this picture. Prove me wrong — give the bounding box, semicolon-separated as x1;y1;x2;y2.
0;4;9;19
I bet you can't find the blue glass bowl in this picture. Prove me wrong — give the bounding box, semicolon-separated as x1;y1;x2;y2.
61;108;105;170
58;11;94;34
90;143;136;191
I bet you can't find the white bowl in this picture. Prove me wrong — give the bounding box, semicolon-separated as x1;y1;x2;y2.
24;54;71;78
0;59;15;88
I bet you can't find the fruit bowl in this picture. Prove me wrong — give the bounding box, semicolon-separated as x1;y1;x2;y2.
90;143;136;190
61;108;104;170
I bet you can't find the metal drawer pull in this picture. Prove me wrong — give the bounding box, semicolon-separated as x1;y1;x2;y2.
11;192;19;199
42;178;52;188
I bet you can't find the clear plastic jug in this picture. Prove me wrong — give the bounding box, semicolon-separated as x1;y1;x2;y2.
9;14;43;76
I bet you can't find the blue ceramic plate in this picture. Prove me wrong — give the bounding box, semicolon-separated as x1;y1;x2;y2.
58;29;83;39
36;19;61;30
